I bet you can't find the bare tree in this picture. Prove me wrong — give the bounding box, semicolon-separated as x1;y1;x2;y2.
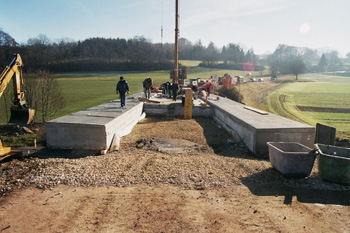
25;71;65;122
24;73;40;122
289;57;306;80
0;28;18;46
38;71;65;122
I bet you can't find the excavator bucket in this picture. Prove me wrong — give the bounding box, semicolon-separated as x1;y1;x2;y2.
9;106;36;125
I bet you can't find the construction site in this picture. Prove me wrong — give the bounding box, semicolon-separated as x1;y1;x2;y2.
1;79;350;232
1;1;350;232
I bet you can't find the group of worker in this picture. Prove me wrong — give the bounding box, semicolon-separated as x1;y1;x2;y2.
116;76;212;108
143;77;180;101
161;81;180;101
116;76;154;108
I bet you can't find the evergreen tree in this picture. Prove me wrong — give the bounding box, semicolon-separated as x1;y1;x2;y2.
317;54;328;72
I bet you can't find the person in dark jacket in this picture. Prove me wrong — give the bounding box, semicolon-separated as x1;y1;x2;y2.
191;85;199;100
143;77;153;99
172;80;179;101
168;82;172;99
116;76;129;107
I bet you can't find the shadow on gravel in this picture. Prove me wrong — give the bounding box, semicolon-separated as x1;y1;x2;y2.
29;148;101;159
194;117;264;160
241;168;350;206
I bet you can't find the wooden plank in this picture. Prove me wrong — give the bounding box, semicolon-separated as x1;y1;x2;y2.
184;89;192;119
138;97;161;103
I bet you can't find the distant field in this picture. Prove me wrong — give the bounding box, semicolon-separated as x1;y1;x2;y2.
179;60;201;67
265;74;350;138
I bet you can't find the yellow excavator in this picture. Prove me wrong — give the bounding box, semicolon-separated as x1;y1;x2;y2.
0;54;35;159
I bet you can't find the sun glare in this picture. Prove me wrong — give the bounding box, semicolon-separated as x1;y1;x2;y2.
299;23;311;34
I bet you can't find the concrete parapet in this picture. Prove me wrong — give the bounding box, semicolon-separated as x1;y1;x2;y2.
206;95;315;155
46;99;144;153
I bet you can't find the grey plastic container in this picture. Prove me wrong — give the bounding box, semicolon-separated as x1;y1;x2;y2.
316;144;350;185
267;142;316;178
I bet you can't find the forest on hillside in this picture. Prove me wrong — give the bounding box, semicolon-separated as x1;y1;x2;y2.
0;29;349;74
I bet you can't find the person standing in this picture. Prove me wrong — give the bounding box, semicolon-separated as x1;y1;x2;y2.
143;77;153;99
165;81;171;98
205;80;212;96
168;82;172;99
191;85;199;100
116;76;129;108
172;80;179;101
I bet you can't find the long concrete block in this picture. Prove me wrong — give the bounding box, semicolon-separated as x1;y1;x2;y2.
207;95;315;155
46;99;143;152
143;103;212;117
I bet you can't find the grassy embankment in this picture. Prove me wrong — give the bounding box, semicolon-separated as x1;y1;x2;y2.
265;74;350;139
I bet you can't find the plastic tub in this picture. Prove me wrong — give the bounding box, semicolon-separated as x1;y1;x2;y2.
316;144;350;185
267;142;316;178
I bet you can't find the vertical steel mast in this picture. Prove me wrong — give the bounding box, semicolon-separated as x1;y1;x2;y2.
173;0;179;83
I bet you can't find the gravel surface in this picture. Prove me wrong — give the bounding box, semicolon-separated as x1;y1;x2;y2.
1;117;349;197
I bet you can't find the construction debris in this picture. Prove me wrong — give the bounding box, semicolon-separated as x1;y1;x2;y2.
138;97;161;103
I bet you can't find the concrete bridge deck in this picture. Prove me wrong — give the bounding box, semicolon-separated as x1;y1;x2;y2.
46;92;315;155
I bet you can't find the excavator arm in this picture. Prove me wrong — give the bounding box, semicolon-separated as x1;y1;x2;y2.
0;54;35;124
0;54;26;107
0;54;35;160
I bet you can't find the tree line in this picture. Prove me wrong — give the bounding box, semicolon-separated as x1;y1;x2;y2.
0;30;260;72
0;29;349;76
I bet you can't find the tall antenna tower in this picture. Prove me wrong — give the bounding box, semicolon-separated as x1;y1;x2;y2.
161;0;164;46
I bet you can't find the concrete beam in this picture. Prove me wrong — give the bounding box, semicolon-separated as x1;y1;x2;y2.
143;103;212;117
206;95;315;155
46;98;144;153
142;96;213;117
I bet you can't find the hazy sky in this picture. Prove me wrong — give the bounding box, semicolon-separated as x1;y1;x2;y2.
1;0;349;56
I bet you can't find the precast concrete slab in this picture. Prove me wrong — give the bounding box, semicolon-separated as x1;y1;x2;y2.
206;95;315;155
46;98;144;153
143;95;213;117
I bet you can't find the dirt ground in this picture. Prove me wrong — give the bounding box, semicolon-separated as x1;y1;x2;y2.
1;117;350;233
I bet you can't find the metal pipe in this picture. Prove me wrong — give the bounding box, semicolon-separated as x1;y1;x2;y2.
174;0;179;83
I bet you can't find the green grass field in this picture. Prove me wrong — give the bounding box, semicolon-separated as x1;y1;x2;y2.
55;66;261;117
266;74;350;138
1;62;262;123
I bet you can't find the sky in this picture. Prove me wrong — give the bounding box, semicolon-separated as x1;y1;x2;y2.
0;0;349;56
